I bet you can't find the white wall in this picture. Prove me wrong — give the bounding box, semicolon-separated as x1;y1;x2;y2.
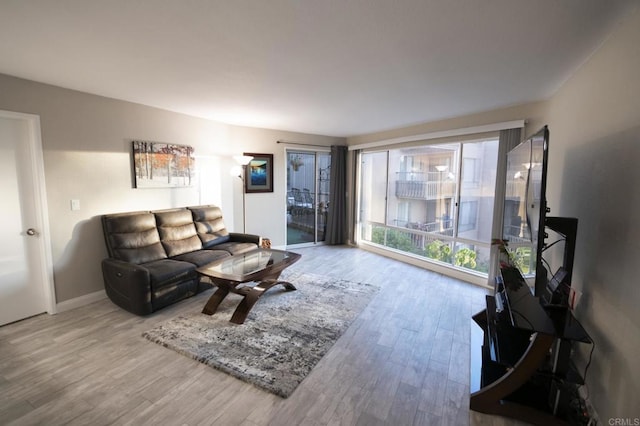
347;101;549;148
0;73;343;303
546;9;640;421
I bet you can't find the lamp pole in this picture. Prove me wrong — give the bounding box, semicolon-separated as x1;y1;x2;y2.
241;164;247;233
233;155;254;233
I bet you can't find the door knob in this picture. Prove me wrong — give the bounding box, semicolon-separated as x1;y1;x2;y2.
26;228;38;236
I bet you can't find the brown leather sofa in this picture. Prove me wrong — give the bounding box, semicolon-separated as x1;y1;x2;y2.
101;205;260;315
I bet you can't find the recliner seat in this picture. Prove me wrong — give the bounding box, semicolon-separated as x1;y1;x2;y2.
101;205;260;315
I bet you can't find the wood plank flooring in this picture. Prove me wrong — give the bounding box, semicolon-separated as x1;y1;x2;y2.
0;245;529;425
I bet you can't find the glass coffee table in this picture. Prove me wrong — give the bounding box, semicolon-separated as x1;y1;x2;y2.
196;249;301;324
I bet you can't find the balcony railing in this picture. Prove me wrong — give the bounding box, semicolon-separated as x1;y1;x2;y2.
396;219;453;235
395;179;456;199
358;221;490;275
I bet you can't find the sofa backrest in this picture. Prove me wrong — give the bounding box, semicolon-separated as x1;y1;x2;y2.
188;205;231;249
102;211;168;264
154;208;203;257
102;205;234;262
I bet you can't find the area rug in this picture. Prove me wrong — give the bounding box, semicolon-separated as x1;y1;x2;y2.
142;271;379;398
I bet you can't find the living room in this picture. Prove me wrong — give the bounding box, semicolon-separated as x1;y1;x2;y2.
1;1;639;424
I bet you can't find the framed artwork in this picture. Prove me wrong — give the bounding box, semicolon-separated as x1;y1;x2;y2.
244;153;273;193
132;141;195;188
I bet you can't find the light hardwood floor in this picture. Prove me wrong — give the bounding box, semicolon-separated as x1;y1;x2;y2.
0;245;529;425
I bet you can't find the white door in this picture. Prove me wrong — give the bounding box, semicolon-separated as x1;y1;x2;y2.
0;111;54;326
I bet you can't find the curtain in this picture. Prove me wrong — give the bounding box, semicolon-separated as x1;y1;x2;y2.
488;127;523;282
326;145;348;245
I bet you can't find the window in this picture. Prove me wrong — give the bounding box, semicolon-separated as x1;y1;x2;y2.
458;200;478;232
358;137;499;277
396;201;410;227
462;158;479;184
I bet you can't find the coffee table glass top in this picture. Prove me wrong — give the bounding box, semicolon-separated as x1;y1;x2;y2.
197;249;300;282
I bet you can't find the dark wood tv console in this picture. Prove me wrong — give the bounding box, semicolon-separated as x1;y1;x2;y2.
470;265;592;425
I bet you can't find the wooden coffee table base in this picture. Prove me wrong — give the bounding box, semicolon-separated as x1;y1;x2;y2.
202;274;296;324
197;249;301;324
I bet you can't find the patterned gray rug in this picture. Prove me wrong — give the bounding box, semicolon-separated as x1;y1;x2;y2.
142;271;379;398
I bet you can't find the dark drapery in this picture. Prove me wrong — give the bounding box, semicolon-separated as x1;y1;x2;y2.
326;145;348;245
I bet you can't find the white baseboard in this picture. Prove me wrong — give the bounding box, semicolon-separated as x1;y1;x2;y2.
56;289;107;313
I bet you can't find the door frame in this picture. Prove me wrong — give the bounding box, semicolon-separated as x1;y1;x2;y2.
1;109;56;315
285;148;330;248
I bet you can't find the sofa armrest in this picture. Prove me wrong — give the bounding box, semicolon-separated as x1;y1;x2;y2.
229;232;261;245
101;259;153;315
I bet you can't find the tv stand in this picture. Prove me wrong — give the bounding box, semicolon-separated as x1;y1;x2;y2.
470;265;592;425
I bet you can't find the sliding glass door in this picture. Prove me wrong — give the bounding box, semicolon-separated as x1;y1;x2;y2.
358;137;498;276
286;150;331;246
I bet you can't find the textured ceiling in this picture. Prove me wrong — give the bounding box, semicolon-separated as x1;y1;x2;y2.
0;0;637;137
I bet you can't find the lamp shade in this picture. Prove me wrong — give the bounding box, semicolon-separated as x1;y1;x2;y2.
230;165;243;177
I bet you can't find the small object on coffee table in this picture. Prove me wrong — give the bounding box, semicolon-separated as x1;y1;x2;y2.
197;249;301;324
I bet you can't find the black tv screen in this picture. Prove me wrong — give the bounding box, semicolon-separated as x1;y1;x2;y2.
503;138;532;242
527;127;549;259
502;126;549;291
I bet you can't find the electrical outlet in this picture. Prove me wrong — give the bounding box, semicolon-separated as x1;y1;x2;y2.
70;199;81;211
569;287;582;310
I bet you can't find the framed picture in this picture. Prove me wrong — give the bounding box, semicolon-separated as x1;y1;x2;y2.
132;141;195;188
244;153;273;193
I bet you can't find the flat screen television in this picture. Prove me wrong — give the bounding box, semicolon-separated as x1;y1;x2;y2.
502;126;550;296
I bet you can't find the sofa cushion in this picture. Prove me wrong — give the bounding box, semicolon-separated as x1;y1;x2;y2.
214;241;259;255
154;209;203;257
189;205;231;248
102;212;167;264
172;249;230;267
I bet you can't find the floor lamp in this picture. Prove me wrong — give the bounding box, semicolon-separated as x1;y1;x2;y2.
232;155;254;233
